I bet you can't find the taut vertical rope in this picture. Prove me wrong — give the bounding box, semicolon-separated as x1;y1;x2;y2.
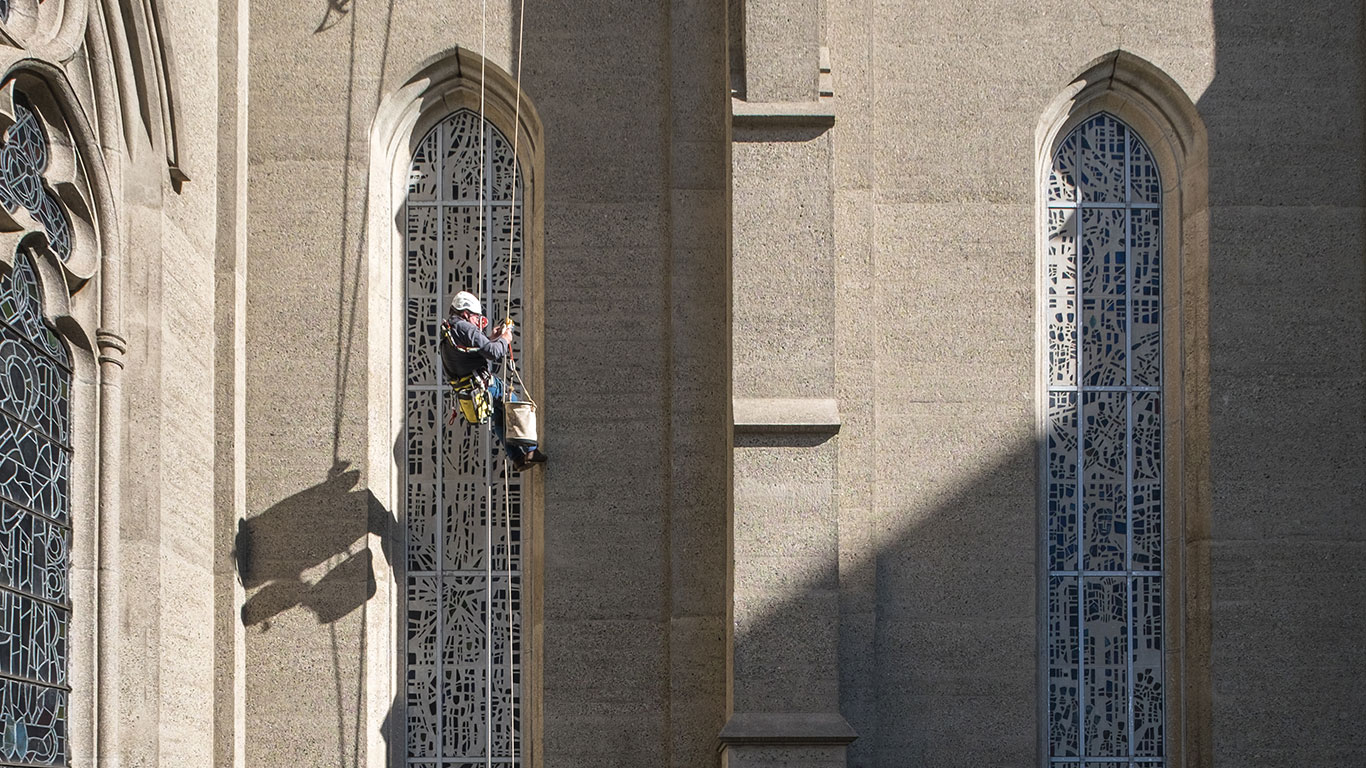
476;0;488;287
475;5;493;768
503;4;528;767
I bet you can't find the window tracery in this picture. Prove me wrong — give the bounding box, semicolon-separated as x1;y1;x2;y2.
405;108;524;767
1045;112;1164;768
0;100;71;262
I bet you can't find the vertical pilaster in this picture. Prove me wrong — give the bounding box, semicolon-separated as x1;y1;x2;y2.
214;0;248;766
726;0;853;764
667;1;731;766
740;0;821;102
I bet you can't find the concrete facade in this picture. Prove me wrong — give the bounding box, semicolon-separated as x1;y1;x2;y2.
0;1;1360;768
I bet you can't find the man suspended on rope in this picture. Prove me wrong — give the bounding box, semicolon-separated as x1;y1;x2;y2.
441;290;547;471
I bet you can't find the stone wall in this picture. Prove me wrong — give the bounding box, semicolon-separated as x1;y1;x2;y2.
733;1;1364;767
105;1;1366;767
234;1;730;767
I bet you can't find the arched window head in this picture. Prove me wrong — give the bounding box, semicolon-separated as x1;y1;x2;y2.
404;107;525;764
0;71;102;768
1044;112;1165;766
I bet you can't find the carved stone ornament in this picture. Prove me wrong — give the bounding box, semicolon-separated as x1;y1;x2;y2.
0;0;89;64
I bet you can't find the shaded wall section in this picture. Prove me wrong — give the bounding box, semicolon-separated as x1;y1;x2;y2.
522;1;731;766
826;1;1217;766
1200;1;1366;764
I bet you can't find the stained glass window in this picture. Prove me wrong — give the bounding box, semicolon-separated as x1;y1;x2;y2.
1045;112;1163;768
0;99;72;262
405;109;524;766
0;250;70;768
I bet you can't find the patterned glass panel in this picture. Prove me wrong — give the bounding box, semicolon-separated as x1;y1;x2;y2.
0;251;70;768
1047;576;1079;757
405;109;525;766
1131;576;1164;756
1082;393;1126;572
1082;577;1128;755
0;102;72;261
1047;391;1077;572
1048;298;1077;387
1078;115;1126;204
1129;135;1161;205
1047;131;1078;204
1045;113;1162;768
1047;209;1077;297
1130;210;1161;387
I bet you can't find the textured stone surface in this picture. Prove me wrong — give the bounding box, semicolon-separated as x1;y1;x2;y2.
11;1;1357;768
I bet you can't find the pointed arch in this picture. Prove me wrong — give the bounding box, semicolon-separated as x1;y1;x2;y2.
1036;51;1211;768
0;59;124;768
366;47;545;768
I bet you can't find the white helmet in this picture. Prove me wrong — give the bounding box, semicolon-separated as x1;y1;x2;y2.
451;290;482;315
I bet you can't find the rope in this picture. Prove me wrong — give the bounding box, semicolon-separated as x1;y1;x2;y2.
500;0;530;402
476;0;487;288
502;5;528;766
473;6;496;768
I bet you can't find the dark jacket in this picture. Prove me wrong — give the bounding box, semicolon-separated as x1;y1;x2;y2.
440;317;508;381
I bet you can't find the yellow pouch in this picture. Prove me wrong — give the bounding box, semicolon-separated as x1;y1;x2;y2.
453;378;493;425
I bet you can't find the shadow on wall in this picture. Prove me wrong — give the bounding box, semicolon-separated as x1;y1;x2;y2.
828;1;1366;763
829;437;1038;766
316;0;352;33
1192;0;1366;763
234;461;395;629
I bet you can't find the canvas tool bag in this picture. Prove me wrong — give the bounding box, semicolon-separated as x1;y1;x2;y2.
503;397;538;444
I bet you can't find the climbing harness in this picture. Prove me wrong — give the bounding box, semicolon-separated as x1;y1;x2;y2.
452;373;493;425
440;319;494;425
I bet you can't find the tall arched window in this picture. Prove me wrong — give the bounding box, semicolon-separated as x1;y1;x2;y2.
404;108;524;766
0;99;74;767
1044;112;1164;767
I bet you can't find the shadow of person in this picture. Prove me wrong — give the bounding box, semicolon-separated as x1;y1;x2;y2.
236;460;395;629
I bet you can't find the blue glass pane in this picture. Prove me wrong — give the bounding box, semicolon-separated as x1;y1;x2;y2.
1047;576;1080;757
0;678;66;766
1083;577;1128;756
1047;208;1077;297
1130;210;1161;387
0;589;67;685
0;503;68;606
1131;576;1164;756
1047;131;1079;204
1129;133;1161;204
1080;208;1126;298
